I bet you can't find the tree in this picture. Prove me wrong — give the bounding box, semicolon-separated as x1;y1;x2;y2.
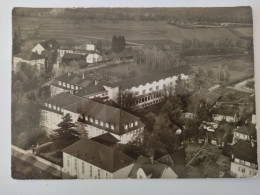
196;99;212;123
51;113;80;148
13;30;21;55
111;35;126;53
117;91;136;111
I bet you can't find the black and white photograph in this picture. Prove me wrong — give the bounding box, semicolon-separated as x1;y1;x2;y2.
11;7;257;180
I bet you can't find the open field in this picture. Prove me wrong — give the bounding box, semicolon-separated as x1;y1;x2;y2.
186;54;254;82
13;16;246;47
234;27;253;37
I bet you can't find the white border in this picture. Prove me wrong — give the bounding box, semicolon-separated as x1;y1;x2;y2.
0;1;260;195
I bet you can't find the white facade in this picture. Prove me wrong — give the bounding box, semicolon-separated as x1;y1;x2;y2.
62;152;134;179
212;114;238;123
86;44;96;51
50;85;70;97
230;159;257;178
86;53;102;63
58;49;73;57
50;81;82;97
32;43;45;55
41;110;63;132
136;167;178;179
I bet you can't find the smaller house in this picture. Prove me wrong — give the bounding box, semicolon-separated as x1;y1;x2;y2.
128;156;178;179
232;124;256;145
58;48;74;57
32;39;59;55
212;104;239;123
230;140;257;178
86;53;102;64
62;139;135;179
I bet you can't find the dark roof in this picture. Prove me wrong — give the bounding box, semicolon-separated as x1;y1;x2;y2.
91;133;120;146
108;66;189;90
62;139;134;172
45;93;144;135
77;82;107;97
128;156;171;178
232;140;257;164
53;72;93;88
62;53;85;61
212;104;239;116
186;89;221;112
40;39;59;50
234;124;256;137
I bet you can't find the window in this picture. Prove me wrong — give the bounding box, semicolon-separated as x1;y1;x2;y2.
82;162;85;174
71;85;74;89
241;168;245;173
90;118;93;122
100;121;104;126
85;116;88;121
95;119;99;125
240;160;245;165
98;169;100;179
106;123;109;128
124;125;128;130
74;159;77;170
57;107;60;111
67;83;70;88
63;82;66;87
90;165;92;177
53;105;56;110
106;172;108;179
67;158;70;167
238;167;241;171
129;123;133;128
48;104;52;109
75;86;79;90
156;86;159;90
142;90;146;94
111;125;114;130
135;121;138;126
44;103;48;107
149;88;152;91
58;81;61;86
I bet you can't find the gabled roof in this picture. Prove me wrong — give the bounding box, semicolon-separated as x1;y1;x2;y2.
53;72;93;88
63;139;134;172
232;140;257;164
128;156;171;178
212;104;239;116
108;66;189;90
234;124;256;136
45;93;144;135
91;133;120;146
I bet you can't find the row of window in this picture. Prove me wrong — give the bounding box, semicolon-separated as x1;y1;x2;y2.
81;115;115;130
58;81;82;91
44;103;64;112
234;158;257;168
238;167;257;176
133;93;164;105
124;121;139;130
234;132;248;139
125;128;142;136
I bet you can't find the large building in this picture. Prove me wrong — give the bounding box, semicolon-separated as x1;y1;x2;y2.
230;140;257;178
62;139;134;179
41;92;145;144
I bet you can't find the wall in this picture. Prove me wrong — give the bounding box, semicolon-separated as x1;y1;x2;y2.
32;43;45;54
50;85;69;96
41;109;63;130
103;85;119;101
230;162;258;178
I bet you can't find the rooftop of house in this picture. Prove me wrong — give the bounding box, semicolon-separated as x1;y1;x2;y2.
77;82;107;97
186;89;221;113
62;139;134;173
107;66;190;90
62;53;86;61
234;124;256;137
40;39;59;50
52;72;93;88
232;140;257;164
91;133;120;146
212;104;239;116
45;93;144;135
128;155;173;178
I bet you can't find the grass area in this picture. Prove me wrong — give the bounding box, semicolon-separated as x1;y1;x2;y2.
234;27;253;37
11;156;60;179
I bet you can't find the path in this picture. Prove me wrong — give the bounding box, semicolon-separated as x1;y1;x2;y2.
186;140;207;167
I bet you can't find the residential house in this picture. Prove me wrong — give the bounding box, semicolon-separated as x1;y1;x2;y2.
86;43;96;51
86;53;102;64
104;66;189;108
31;39;59;55
41;92;145;144
212;104;239;123
57;47;74;57
230;140;257;178
62;139;134;179
50;72;94;97
128;156;178;179
232;124;256;145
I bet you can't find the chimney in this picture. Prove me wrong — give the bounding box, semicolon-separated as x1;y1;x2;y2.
150;156;154;164
82;72;85;80
95;79;100;86
68;72;71;77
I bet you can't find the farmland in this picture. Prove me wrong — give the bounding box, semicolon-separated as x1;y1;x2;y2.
13;16;246;47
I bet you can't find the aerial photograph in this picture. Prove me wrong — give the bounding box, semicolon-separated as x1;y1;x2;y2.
11;7;257;179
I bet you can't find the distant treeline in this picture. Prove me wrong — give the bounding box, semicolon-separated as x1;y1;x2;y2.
180;38;251;57
13;7;253;24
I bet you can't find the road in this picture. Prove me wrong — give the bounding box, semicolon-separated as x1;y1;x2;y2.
227;78;254;93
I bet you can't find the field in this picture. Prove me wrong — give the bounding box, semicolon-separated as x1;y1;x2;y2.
234;27;253;37
13;16;245;47
185;54;254;82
